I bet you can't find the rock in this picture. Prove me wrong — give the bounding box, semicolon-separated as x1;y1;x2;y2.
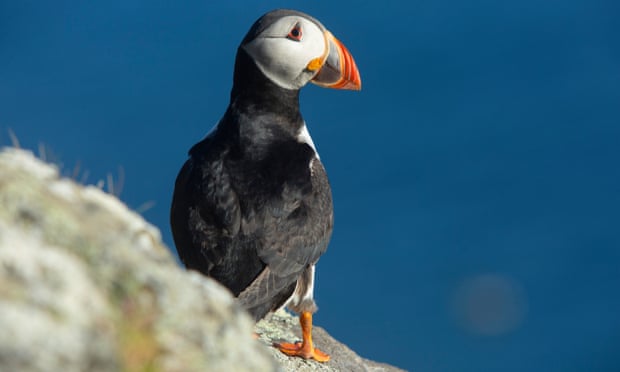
258;310;407;372
0;147;275;372
0;148;406;372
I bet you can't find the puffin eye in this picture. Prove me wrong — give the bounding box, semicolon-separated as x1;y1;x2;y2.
287;24;303;41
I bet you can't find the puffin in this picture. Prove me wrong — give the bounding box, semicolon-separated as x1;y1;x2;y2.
170;9;361;362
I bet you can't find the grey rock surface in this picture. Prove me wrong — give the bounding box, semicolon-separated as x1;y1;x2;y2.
258;310;407;372
0;147;406;372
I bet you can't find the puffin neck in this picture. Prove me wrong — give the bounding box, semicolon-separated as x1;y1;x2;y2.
229;48;302;124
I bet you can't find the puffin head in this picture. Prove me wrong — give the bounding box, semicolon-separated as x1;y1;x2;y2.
239;9;361;91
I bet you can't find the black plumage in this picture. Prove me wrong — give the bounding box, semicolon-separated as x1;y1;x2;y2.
170;12;333;321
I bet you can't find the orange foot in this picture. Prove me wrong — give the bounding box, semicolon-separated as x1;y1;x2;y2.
276;341;330;362
274;311;330;362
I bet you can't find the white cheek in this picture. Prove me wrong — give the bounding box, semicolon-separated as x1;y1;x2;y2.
243;23;326;90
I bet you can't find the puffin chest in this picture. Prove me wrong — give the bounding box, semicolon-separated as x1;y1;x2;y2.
227;138;317;204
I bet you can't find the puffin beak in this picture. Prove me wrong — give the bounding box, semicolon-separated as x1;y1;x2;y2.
309;31;361;91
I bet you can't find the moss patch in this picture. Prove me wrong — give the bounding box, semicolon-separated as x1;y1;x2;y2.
112;282;161;372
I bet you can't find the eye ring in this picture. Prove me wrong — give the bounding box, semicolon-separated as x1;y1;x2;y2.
287;24;303;41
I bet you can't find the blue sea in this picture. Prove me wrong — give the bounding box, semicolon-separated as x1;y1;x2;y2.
2;1;619;371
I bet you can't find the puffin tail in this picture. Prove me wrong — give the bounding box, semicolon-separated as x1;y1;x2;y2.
237;267;297;321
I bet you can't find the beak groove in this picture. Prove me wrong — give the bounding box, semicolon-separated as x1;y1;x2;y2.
311;32;361;91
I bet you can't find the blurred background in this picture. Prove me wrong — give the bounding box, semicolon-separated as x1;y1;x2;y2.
1;1;619;371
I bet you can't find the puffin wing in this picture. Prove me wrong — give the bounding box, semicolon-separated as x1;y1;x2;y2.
171;138;242;275
259;151;332;277
196;158;242;259
238;160;332;316
237;203;330;318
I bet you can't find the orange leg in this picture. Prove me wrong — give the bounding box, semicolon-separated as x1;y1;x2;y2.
275;311;330;362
